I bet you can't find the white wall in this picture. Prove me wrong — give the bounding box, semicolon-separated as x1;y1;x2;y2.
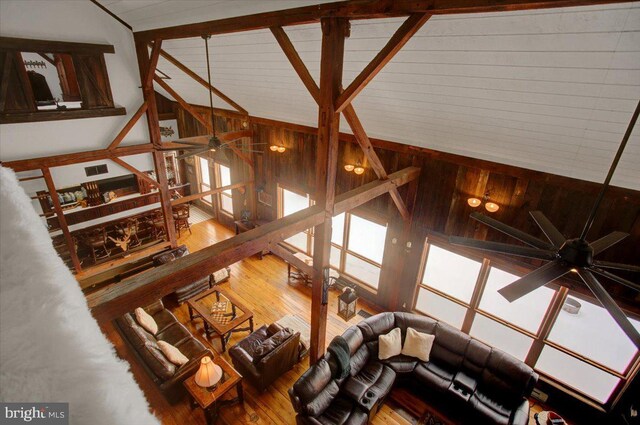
0;0;154;213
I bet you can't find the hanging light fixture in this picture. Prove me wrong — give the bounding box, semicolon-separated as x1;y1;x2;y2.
270;144;286;153
203;35;228;163
467;191;500;213
344;161;365;174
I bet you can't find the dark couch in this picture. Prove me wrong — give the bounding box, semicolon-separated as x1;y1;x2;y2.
152;245;231;304
115;299;212;400
229;323;302;392
289;312;538;425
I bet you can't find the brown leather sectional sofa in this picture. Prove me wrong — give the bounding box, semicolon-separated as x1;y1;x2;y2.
115;299;212;400
289;312;538;425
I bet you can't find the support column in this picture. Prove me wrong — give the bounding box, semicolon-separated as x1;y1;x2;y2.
134;37;177;247
309;17;347;365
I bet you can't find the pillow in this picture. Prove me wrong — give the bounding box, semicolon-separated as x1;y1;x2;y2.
157;341;189;366
134;307;158;335
401;327;435;362
378;327;402;360
253;328;293;363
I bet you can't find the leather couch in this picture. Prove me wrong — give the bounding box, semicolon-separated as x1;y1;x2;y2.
152;245;231;304
229;323;302;392
115;299;212;400
289;312;538;425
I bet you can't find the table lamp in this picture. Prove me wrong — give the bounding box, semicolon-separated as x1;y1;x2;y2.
195;356;222;390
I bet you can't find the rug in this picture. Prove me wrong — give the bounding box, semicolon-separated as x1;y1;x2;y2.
276;314;311;356
0;167;159;425
189;205;214;225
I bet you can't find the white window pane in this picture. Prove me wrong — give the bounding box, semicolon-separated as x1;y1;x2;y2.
285;232;307;252
345;254;381;289
331;213;345;246
536;346;620;403
330;246;341;268
470;315;533;361
479;267;555;333
422;245;481;303
219;164;231;193
548;295;640;373
347;215;386;264
199;157;210;185
415;288;466;329
283;189;309;216
221;194;233;214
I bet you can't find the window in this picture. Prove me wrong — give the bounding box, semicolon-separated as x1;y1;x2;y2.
278;186;388;290
278;187;313;254
216;163;233;215
197;157;212;206
412;238;640;406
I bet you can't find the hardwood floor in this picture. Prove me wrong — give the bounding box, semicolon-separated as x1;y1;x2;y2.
101;218;544;425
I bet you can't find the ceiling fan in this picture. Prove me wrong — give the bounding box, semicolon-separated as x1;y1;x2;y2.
162;35;264;162
449;99;640;348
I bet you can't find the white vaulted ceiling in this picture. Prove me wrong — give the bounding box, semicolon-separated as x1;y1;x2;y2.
96;1;640;190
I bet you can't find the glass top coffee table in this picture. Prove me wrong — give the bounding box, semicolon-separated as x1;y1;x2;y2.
186;287;254;352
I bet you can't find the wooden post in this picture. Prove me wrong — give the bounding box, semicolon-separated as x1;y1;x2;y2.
42;167;82;273
134;37;177;247
310;17;347;365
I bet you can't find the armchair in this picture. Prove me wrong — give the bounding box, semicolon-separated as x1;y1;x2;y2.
229;323;301;392
152;245;230;304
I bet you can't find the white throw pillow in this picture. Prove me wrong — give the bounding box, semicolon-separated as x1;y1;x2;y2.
401;327;435;362
134;307;158;335
157;341;189;366
378;327;402;360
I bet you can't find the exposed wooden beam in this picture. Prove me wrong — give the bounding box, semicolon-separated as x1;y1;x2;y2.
171;181;250;206
271;24;411;221
310;17;347;365
270;26;320;105
342;104;410;220
154;76;254;167
133;0;632;42
269;243;317;278
110;156;157;187
42;167;82;273
2;144;154;172
144;40;163;91
0;36;115;54
88;166;419;321
157;48;248;115
335;13;430;113
0;52;14;112
107;101;148;150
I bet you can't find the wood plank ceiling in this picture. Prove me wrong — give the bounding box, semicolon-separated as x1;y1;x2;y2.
97;1;640;190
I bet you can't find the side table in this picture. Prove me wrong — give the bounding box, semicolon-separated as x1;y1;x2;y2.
183;355;244;424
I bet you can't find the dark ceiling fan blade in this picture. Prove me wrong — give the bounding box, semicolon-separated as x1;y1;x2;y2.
177;147;211;160
449;236;557;260
593;260;640;274
578;269;640;348
590;267;640;292
498;260;570;302
172;135;212;145
470;212;553;250
529;211;566;248
590;231;629;255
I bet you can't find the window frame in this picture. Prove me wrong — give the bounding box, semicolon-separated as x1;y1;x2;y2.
196;156;213;207
215;162;233;217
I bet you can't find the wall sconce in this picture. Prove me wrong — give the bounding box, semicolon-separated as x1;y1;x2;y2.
344;161;365;175
269;145;286;153
467;192;500;213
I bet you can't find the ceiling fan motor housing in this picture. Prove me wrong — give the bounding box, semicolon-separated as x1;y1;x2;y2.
558;238;593;267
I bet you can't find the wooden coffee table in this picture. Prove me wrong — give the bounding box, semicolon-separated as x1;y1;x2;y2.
187;287;254;352
183;355;243;424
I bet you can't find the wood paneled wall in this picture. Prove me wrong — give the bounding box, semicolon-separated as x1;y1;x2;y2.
171;99;640;315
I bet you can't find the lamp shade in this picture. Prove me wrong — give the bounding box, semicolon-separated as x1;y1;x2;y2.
353;166;365;175
269;145;278;151
467;198;481;208
277;146;286;153
195;356;222;388
344;164;355;172
484;202;499;213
